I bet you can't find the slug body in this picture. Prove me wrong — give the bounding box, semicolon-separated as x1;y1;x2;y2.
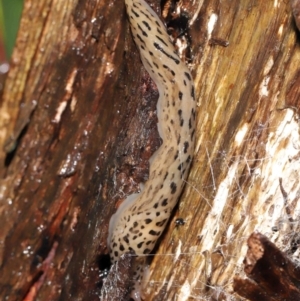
108;0;195;297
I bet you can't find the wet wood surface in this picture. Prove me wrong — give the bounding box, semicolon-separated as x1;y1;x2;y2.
0;0;300;300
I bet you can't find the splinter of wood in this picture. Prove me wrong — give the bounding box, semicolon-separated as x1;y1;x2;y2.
233;232;300;301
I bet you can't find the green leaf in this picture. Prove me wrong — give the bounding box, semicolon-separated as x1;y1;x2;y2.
1;0;23;58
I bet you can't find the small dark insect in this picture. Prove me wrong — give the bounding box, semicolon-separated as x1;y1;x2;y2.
175;218;186;226
99;268;109;279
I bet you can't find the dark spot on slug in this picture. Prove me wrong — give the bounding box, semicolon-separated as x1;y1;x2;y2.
140;9;151;21
184;72;192;80
137;242;144;249
142;20;151;30
191;86;195;99
156;219;167;227
155;35;168;47
153;42;180;64
170;182;177;194
178;110;184;126
136;33;145;44
163;64;176;76
157;27;163;35
131;8;139;18
192;108;196;119
191;129;195;139
149;230;160;236
129;227;139;234
184;141;189;153
162;198;168;206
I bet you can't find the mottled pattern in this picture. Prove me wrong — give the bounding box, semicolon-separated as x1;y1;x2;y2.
108;0;195;286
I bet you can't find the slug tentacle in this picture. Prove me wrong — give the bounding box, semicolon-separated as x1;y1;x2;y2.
107;0;195;298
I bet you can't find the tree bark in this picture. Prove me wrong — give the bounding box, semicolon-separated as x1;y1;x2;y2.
0;0;300;301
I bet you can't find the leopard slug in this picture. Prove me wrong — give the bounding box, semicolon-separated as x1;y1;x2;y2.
107;0;195;298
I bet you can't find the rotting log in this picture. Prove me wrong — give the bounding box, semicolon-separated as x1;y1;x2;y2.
0;0;300;301
234;232;300;301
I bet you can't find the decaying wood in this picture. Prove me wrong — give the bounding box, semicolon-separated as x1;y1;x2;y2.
0;0;155;300
0;0;300;301
144;0;300;300
234;232;300;301
100;252;135;301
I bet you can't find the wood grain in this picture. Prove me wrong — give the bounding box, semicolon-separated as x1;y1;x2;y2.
0;0;300;300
